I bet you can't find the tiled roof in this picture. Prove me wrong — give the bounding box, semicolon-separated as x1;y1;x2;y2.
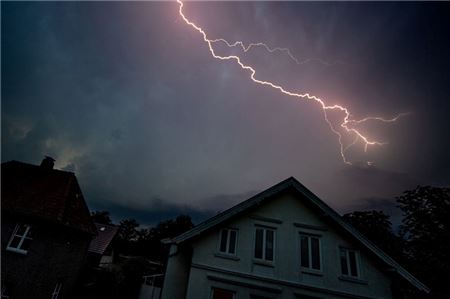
89;223;118;254
1;160;96;235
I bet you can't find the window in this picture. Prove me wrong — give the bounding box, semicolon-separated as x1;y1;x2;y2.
299;234;321;271
254;227;275;262
6;224;32;254
211;287;235;299
51;283;62;299
219;229;238;255
340;248;359;278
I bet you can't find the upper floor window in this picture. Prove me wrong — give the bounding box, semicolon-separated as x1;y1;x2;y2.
219;229;238;255
340;248;359;278
254;227;275;262
300;234;321;271
6;224;32;254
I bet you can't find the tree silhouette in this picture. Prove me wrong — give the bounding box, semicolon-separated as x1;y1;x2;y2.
397;186;450;298
342;210;404;261
91;210;113;225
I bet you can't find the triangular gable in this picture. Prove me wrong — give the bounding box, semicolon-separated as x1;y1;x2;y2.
164;177;429;293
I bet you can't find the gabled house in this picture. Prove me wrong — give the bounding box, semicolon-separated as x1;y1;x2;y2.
161;177;429;299
1;157;96;299
87;223;118;269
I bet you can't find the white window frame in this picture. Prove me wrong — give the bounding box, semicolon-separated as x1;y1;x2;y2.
299;233;322;272
339;247;360;278
51;282;62;299
218;228;238;256
6;224;32;255
253;226;276;262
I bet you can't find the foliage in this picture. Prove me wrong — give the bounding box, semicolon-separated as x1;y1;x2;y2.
342;210;404;261
397;186;450;298
118;218;140;241
91;210;113;225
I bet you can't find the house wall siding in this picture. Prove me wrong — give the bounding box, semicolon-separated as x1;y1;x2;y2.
185;192;393;299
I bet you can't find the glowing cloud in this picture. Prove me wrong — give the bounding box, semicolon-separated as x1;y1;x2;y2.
177;0;407;165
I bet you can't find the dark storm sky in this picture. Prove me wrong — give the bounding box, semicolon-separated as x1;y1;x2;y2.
2;1;450;225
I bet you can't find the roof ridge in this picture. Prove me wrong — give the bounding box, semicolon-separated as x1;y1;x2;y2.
163;176;430;293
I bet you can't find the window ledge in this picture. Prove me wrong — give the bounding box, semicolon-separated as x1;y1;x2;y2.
6;247;28;255
253;259;275;268
301;268;323;276
339;276;368;285
214;252;240;261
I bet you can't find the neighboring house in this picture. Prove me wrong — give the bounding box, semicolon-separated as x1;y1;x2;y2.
161;177;429;299
87;223;118;269
1;157;96;299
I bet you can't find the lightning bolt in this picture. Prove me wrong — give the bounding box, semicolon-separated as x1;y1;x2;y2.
177;0;407;165
210;38;344;66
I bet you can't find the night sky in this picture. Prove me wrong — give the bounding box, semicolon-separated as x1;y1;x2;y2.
2;1;450;226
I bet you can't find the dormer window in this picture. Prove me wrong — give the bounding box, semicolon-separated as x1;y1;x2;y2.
219;229;238;255
6;223;33;255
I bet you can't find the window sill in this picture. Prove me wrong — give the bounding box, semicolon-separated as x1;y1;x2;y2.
301;268;323;276
214;252;240;261
339;275;368;285
253;259;275;268
6;247;28;255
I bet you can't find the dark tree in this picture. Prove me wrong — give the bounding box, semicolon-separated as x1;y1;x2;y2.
342;210;404;261
397;186;450;298
91;210;113;225
118;219;140;241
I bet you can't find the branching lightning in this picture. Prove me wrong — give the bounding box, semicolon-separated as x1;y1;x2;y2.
210;38;343;66
177;0;407;165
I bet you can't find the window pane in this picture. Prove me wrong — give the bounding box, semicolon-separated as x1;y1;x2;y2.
340;248;348;275
21;238;32;251
300;236;310;268
16;224;28;236
219;230;228;252
349;251;358;277
311;237;320;270
254;229;263;259
265;230;274;261
229;230;237;254
9;236;21;248
213;288;234;299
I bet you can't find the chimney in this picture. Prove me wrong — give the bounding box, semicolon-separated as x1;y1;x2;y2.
40;156;55;170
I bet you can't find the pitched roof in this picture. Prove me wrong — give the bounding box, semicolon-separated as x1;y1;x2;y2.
89;223;118;254
1;160;96;235
164;177;429;293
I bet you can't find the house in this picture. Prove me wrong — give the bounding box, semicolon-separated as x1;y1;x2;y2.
161;177;429;299
87;223;118;269
1;157;96;299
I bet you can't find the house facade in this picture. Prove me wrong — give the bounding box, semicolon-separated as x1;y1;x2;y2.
1;157;96;299
161;177;429;299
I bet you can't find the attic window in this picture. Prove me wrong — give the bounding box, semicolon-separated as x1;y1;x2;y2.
6;223;33;255
340;248;359;278
99;227;106;232
254;227;275;262
218;229;237;255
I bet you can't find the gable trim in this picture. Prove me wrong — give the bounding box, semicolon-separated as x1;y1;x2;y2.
166;177;429;293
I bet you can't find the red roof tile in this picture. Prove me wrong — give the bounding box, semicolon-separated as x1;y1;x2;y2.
1;160;96;235
89;223;118;254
